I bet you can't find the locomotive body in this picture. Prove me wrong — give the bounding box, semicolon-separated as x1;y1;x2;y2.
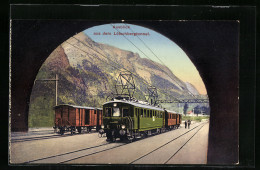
101;99;181;142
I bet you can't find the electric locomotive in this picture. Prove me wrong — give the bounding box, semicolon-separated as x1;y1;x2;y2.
99;98;181;142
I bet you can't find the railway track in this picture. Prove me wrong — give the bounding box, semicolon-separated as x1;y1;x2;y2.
11;134;63;143
11;131;99;143
130;121;207;164
25;142;129;164
24;121;207;164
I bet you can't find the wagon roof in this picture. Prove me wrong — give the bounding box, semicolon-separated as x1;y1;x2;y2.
103;100;164;111
54;104;101;110
165;109;177;114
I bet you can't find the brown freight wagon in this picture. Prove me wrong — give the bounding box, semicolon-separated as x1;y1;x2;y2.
165;110;182;130
53;104;103;135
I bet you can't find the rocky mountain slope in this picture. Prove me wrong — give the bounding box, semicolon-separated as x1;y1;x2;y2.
29;32;204;127
184;82;200;95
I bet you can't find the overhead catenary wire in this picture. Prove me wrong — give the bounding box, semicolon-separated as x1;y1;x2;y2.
112;23;198;99
68;36;181;102
66;36;181;102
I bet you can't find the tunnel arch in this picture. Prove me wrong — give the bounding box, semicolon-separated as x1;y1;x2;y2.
11;20;239;164
28;22;209;126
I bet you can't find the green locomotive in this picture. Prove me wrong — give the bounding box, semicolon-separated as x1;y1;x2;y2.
99;99;180;142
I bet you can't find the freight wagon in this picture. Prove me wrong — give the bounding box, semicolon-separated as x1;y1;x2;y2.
165;110;182;130
53;104;102;135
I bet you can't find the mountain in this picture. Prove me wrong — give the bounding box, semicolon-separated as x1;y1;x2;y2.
184;82;200;95
28;32;202;127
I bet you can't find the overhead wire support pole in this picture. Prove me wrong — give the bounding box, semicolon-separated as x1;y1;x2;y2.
35;74;59;106
114;71;135;99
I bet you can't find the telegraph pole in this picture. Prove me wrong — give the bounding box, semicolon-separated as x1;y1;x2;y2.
55;74;58;106
35;74;59;106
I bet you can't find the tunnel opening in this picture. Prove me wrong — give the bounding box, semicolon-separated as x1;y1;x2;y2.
28;23;210;129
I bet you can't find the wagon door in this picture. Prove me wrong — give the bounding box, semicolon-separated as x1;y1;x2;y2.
94;109;97;126
99;110;102;125
62;106;69;126
76;108;80;126
85;109;90;125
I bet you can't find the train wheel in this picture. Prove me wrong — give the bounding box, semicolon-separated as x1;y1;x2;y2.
60;128;64;135
142;131;148;138
77;127;82;134
71;127;75;135
88;127;92;133
127;137;133;143
120;136;125;141
96;126;100;132
110;136;116;142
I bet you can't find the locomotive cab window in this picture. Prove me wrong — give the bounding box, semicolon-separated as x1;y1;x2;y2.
113;107;120;117
105;108;112;117
122;108;129;117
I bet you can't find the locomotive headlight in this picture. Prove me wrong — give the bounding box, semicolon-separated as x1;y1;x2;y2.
101;125;104;129
121;125;126;129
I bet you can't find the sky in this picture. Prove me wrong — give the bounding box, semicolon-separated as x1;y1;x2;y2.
83;23;207;95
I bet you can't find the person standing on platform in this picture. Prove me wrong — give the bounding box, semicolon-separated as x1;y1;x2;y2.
185;120;187;129
188;120;191;129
